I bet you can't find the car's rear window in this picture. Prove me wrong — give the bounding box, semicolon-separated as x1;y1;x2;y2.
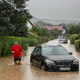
60;39;65;41
42;46;68;55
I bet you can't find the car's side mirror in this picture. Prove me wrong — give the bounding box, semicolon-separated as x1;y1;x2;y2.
69;52;73;55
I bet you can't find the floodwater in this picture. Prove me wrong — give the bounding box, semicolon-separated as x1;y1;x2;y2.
0;39;80;80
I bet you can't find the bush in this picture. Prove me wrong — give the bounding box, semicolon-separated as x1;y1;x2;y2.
0;42;3;56
0;36;28;56
50;36;54;40
28;38;39;46
9;36;28;50
27;35;52;46
27;34;37;39
75;35;79;40
42;37;49;43
70;34;77;44
78;33;80;38
37;37;42;44
37;37;49;44
20;38;28;50
75;39;80;52
27;34;54;46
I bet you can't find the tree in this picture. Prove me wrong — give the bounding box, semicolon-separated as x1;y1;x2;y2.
50;29;59;39
13;25;28;37
35;21;52;28
78;22;80;25
30;26;42;36
42;28;49;37
0;0;32;37
14;0;26;9
10;9;32;37
68;25;80;34
59;23;68;29
0;0;15;36
10;0;32;37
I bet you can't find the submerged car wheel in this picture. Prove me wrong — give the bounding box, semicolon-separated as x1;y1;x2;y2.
41;64;48;71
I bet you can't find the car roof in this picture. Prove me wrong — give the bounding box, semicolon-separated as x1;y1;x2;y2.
61;37;67;39
37;45;62;48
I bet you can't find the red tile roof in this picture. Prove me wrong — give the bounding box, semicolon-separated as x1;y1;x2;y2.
43;26;63;31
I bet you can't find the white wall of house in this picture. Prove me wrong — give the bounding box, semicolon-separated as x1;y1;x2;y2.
62;28;66;37
27;22;33;30
62;28;66;34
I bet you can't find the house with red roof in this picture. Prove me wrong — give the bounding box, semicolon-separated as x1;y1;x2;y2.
43;25;67;36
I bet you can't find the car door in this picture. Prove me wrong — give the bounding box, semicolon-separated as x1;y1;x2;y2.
35;47;42;67
32;46;42;67
31;46;39;66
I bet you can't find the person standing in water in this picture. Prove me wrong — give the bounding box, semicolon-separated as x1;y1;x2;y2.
11;41;26;65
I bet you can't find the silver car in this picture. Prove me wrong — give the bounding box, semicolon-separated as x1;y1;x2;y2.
59;38;68;43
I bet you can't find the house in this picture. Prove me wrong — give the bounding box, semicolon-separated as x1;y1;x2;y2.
43;25;67;36
27;20;34;30
63;33;70;37
27;20;41;30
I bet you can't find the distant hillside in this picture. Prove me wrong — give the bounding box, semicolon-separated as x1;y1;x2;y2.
31;17;79;25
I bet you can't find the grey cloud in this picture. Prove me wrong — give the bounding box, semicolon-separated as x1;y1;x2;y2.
27;0;80;21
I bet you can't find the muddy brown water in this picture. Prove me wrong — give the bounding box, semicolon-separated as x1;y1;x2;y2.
0;39;80;80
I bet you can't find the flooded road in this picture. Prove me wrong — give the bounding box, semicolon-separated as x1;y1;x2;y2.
0;39;80;80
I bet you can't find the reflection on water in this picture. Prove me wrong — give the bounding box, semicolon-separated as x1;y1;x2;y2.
0;39;80;80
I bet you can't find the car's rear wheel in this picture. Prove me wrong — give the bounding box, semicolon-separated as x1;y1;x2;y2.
41;64;48;71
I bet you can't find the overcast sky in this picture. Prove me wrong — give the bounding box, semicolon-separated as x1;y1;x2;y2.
27;0;80;21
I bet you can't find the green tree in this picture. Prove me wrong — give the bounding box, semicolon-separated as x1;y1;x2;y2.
68;26;76;34
30;26;42;36
0;0;32;37
35;21;52;28
10;9;32;37
14;0;26;9
11;0;32;37
59;23;68;29
50;29;59;39
68;25;80;34
0;0;15;36
78;22;80;25
42;28;49;37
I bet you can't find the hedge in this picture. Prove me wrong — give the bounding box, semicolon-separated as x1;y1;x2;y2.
27;37;49;46
27;38;39;46
27;36;53;46
75;35;79;41
0;42;3;56
37;37;49;44
69;33;80;52
75;39;80;52
0;35;54;56
70;34;77;44
9;36;28;50
0;36;28;56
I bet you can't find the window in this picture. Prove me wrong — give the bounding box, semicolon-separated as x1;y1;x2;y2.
33;47;41;55
42;46;68;55
37;47;41;55
33;47;38;54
